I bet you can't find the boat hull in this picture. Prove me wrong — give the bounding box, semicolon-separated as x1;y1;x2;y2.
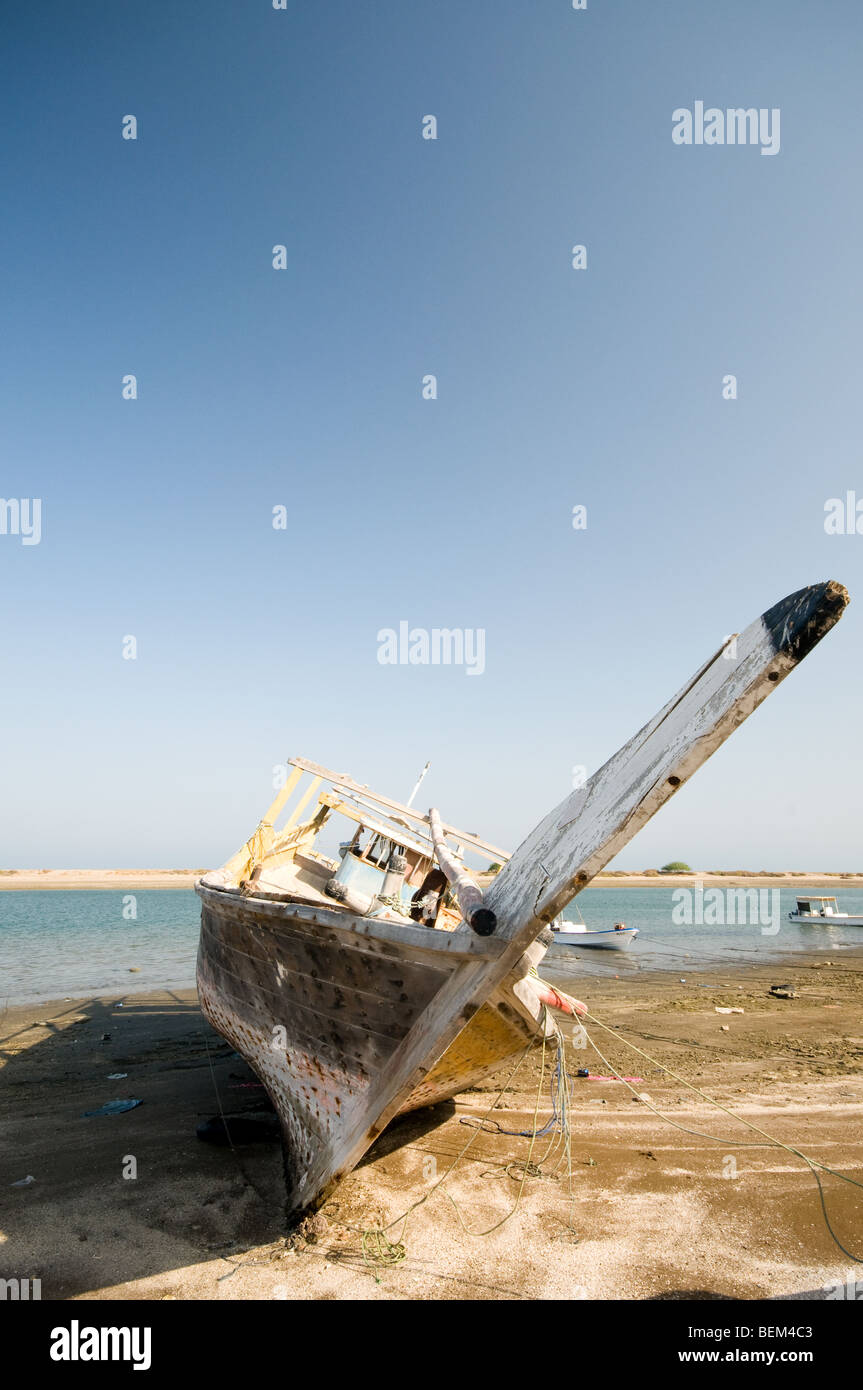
192;582;849;1218
552;927;639;951
196;883;548;1217
789;913;863;927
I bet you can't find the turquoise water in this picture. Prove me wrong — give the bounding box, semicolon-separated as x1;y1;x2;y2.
1;886;862;1004
0;891;201;1005
555;886;863;978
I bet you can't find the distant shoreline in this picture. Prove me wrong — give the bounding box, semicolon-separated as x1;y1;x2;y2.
2;868;862;891
0;870;204;890
485;871;863;889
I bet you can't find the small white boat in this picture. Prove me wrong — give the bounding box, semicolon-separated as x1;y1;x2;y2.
551;919;639;951
788;895;863;927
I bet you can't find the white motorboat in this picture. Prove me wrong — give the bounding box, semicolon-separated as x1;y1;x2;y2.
551;919;639;951
788;895;863;927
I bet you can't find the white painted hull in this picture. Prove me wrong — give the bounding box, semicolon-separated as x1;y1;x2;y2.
789;913;863;927
552;926;639;951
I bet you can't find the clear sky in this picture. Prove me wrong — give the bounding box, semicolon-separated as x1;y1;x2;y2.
2;1;861;870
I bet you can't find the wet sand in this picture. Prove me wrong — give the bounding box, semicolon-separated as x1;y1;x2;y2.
1;955;861;1300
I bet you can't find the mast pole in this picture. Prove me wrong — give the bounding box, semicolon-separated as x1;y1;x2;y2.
405;760;431;809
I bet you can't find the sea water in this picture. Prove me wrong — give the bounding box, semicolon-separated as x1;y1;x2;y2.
555;885;863;978
1;885;862;1005
0;890;200;1005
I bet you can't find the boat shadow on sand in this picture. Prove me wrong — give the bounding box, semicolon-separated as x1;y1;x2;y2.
0;990;451;1299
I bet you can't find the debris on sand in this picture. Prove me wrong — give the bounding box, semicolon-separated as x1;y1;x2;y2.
82;1099;142;1117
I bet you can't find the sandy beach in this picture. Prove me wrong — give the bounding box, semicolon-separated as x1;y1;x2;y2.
2;954;861;1301
3;869;863;891
0;871;205;891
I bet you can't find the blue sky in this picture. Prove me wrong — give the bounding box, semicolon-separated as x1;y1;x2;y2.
1;0;861;869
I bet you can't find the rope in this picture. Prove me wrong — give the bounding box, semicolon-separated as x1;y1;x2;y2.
579;1008;863;1264
370;892;411;918
460;1030;571;1140
202;1032;274;1234
356;1036;534;1265
356;1010;577;1266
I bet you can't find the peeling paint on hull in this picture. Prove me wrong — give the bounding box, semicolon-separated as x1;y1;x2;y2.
196;886;543;1217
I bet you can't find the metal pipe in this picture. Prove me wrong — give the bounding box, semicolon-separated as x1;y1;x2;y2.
428;807;496;936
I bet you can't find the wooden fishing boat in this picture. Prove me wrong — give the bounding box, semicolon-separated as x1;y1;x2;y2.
196;581;847;1218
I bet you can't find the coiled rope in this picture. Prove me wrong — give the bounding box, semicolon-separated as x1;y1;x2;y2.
357;1009;578;1267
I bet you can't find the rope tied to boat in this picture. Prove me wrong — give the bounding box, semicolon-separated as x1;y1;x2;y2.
460;1025;574;1142
356;1008;579;1268
370;891;411;918
576;1007;863;1266
357;1003;863;1272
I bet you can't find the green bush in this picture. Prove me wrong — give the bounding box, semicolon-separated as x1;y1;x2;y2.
660;861;693;873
